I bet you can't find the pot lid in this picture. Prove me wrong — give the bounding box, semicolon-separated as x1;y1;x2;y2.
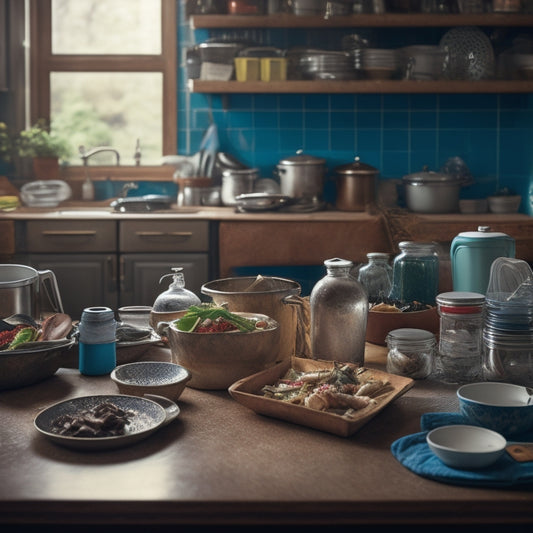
403;166;458;184
278;149;325;166
334;156;378;176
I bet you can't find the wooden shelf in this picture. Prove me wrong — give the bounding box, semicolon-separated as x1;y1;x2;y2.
190;13;533;29
189;79;533;94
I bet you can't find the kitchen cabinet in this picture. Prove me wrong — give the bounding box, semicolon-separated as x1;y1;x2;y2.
188;13;533;94
15;219;212;320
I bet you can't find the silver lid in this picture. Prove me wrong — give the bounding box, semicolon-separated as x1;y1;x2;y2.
436;291;485;306
278;149;326;166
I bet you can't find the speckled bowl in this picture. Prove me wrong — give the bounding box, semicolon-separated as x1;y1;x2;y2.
110;361;191;401
457;382;533;438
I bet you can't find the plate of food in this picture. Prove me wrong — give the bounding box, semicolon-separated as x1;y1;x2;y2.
34;394;179;451
228;357;414;437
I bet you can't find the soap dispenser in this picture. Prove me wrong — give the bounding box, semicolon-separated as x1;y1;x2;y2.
152;267;201;313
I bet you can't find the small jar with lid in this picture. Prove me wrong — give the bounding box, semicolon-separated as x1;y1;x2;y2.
434;291;485;384
310;257;368;365
386;328;435;379
389;241;439;306
357;252;392;303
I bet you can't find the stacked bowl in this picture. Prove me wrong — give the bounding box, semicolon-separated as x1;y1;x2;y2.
359;48;401;80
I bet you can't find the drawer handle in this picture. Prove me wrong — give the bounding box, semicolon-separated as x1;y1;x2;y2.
42;230;97;236
135;231;193;239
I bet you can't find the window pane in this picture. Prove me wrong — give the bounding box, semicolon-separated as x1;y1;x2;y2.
51;72;163;165
51;0;161;55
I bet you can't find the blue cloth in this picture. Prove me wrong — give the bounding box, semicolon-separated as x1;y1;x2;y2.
390;412;533;488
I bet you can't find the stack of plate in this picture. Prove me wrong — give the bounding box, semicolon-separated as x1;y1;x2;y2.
299;50;356;80
358;48;401;79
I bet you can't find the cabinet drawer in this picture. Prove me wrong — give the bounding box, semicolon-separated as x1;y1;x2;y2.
26;221;117;253
119;220;209;253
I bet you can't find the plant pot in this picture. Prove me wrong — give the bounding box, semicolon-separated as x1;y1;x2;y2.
32;157;59;180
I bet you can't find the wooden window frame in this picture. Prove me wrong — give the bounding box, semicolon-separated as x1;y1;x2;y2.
29;0;177;182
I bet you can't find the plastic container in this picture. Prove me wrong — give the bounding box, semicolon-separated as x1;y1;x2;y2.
310;258;368;365
78;306;117;376
260;58;288;81
357;252;392;302
389;241;439;306
386;328;435;379
235;57;260;81
435;291;485;384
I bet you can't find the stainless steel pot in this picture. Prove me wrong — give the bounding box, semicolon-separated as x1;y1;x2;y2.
334;157;378;211
403;167;467;214
221;168;259;206
276;150;326;202
0;264;64;320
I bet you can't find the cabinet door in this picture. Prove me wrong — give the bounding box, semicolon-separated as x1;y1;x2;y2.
28;253;118;320
120;253;209;308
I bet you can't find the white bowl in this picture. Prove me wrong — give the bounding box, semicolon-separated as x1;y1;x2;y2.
488;195;521;214
426;425;506;469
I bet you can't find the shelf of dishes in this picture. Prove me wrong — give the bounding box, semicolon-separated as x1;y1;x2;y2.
189;13;533;28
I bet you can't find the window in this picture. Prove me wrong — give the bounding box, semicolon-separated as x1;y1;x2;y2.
30;0;176;174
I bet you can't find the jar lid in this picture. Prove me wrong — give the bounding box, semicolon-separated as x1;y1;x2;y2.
398;241;437;252
367;252;389;260
436;291;485;306
324;257;353;269
278;149;326;166
387;328;435;343
334;156;378;177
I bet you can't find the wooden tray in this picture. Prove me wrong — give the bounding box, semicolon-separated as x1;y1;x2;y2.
228;357;414;437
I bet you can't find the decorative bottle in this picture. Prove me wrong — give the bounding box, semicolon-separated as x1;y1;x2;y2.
152;267;201;313
357;252;392;303
310;257;369;365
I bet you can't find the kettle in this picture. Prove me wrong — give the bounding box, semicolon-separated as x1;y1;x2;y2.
450;226;515;294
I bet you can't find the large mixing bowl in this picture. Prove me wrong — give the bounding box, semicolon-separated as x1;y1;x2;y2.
166;312;280;390
201;276;301;362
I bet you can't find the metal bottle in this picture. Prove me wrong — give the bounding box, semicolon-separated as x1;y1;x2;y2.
310;258;369;365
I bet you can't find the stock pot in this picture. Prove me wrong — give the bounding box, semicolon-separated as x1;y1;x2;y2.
276;150;326;202
334;157;378;211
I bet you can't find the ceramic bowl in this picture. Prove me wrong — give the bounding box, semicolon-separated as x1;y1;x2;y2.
365;307;439;346
487;195;521;214
457;382;533;437
426;425;506;469
166;312;280;390
110;361;191;401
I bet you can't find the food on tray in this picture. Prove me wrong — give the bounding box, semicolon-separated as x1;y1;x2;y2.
261;363;393;417
370;297;434;313
175;304;270;333
51;401;134;437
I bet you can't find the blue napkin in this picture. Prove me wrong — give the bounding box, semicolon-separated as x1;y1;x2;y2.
390;412;533;488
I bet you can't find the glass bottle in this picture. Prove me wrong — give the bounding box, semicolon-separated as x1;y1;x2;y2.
152;267;201;313
389;241;439;306
357;252;392;303
310;257;369;365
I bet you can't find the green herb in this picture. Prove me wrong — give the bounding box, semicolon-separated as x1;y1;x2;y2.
175;304;257;333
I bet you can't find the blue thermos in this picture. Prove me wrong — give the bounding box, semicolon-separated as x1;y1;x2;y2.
450;226;515;295
78;306;117;376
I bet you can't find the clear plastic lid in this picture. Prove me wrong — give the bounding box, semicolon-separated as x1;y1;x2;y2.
486;257;533;304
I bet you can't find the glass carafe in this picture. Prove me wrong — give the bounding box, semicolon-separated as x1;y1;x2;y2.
310;258;368;365
152;267;201;312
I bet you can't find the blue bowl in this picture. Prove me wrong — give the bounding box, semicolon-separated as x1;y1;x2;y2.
457;382;533;438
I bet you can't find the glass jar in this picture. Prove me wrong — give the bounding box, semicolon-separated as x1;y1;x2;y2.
435;291;485;384
386;328;435;379
152;267;201;313
310;257;368;365
357;252;392;302
389;241;439;306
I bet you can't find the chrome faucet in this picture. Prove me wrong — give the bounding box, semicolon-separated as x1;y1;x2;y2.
79;145;121;166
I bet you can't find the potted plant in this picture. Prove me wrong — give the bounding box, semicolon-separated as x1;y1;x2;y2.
16;119;70;180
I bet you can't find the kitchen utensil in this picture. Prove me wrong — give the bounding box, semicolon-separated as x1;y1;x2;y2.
457;382;533;438
333;156;378;211
110;195;173;213
165;312;279;390
402;167;466;213
34;394;180;451
426;425;506;469
111;362;191;401
235;192;292;212
488;194;522;213
450;226;515;294
221;168;259;205
0;263;64;320
201;276;301;363
20;180;72;208
275;150;326;203
401;45;447;80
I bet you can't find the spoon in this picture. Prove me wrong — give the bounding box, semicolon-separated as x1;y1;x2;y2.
38;313;73;341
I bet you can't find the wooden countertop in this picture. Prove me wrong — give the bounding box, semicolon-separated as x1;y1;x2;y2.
1;344;532;530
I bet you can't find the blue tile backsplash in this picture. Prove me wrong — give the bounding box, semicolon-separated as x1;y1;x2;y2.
177;3;533;215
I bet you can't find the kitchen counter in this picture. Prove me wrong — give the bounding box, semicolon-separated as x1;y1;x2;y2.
1;344;532;530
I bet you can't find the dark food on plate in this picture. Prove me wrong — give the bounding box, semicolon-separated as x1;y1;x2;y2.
51;401;134;437
262;363;394;416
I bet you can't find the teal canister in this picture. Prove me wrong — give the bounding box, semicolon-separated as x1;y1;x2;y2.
450;226;515;295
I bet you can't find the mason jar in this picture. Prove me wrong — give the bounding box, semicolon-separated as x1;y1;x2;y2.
386;328;435;379
357;252;392;303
